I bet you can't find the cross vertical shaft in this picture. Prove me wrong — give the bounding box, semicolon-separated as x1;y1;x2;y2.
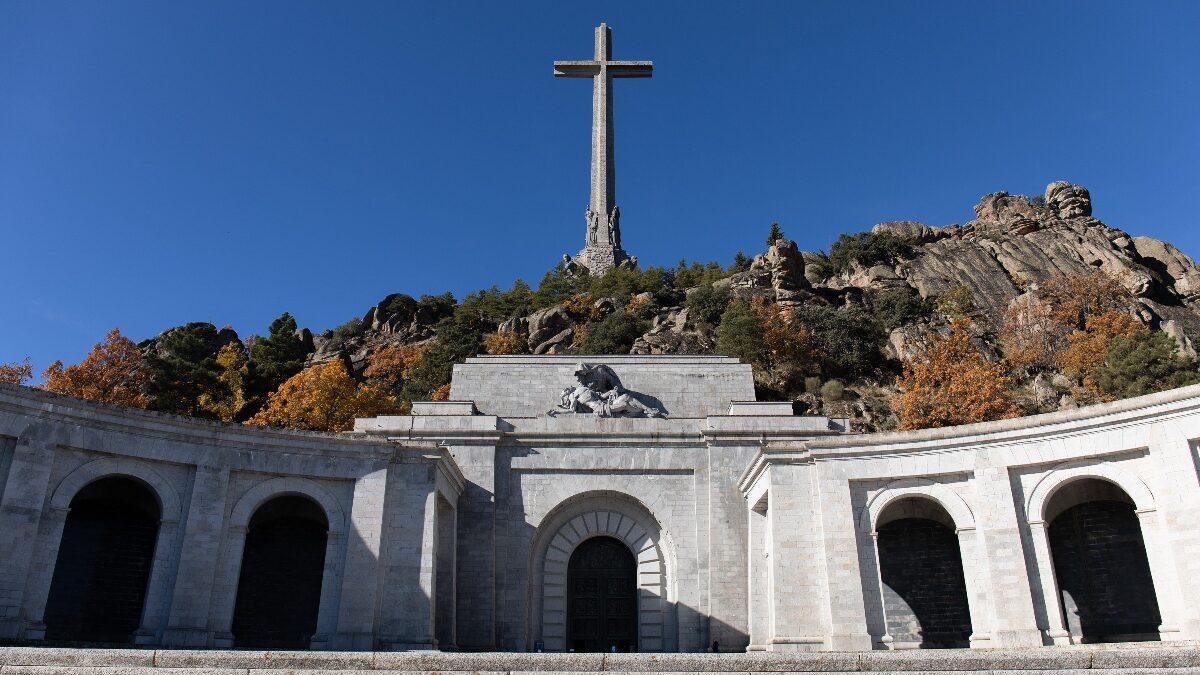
554;23;652;273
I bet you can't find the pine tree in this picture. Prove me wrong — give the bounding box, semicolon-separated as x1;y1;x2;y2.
249;312;309;399
144;323;223;417
766;222;784;247
1092;331;1200;398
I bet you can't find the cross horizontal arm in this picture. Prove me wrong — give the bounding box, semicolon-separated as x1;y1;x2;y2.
553;61;601;77
606;61;653;78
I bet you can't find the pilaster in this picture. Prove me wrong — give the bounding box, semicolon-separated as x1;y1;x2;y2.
0;430;56;640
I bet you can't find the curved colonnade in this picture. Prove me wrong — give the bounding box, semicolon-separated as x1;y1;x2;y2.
2;380;1200;652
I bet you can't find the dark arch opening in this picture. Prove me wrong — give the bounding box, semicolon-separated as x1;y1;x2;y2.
876;498;972;648
44;476;161;643
1046;478;1161;642
567;536;637;652
231;495;328;649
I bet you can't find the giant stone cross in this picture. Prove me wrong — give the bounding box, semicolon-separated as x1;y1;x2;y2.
555;23;652;274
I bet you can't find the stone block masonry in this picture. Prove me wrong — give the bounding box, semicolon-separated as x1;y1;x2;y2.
3;358;1200;654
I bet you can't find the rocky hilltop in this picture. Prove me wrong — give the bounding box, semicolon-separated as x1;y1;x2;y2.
146;181;1199;431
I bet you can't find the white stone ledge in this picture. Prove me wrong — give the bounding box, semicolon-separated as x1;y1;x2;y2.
2;644;1200;671
805;383;1200;458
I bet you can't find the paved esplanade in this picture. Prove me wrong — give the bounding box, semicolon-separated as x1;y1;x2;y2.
554;23;650;274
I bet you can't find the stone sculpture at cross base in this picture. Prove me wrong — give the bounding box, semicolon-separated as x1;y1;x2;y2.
554;23;650;275
549;363;664;418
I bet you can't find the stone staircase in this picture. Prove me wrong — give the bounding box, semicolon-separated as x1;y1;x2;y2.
3;645;1200;674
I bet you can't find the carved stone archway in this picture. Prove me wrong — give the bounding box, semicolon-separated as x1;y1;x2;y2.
530;491;674;652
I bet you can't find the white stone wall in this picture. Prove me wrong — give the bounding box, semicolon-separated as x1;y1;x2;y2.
740;383;1200;651
4;369;1200;654
0;384;462;649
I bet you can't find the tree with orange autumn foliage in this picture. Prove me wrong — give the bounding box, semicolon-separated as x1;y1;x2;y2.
1055;310;1144;398
1039;270;1133;331
999;293;1057;370
893;320;1021;430
363;345;426;392
715;298;818;393
0;357;33;385
483;330;527;355
42;328;149;408
247;361;399;432
1001;270;1138;373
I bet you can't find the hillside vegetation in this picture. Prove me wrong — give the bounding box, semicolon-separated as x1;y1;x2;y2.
6;181;1200;432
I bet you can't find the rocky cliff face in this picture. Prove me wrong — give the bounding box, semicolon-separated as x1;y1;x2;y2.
863;181;1198;356
175;180;1195;430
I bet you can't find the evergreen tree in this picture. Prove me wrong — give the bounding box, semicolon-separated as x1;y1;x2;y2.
401;315;488;401
766;222;784;247
144;323;223;417
249;312;309;399
715;300;767;370
1092;331;1200;398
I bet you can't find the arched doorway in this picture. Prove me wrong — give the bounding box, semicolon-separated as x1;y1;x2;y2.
567;536;637;652
875;497;972;648
44;476;161;643
231;495;328;648
1046;478;1161;642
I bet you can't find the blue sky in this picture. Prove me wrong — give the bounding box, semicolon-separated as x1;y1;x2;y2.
3;1;1198;374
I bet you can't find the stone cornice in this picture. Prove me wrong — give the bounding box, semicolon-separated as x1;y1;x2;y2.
805;383;1200;460
0;383;392;460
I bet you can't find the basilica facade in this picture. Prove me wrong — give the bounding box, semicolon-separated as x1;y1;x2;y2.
1;354;1199;652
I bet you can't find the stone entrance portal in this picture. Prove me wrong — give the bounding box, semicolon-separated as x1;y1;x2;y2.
568;536;637;652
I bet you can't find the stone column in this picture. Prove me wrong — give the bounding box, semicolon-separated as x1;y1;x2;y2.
1136;508;1183;641
15;505;68;641
0;431;56;640
1147;438;1200;640
310;530;347;649
815;469;872;650
378;459;439;650
1026;520;1070;645
333;468;388;650
955;527;993;647
765;463;830;651
746;506;768;651
133;517;183;645
707;444;756;652
452;445;497;649
434;498;457;649
868;532;892;649
209;525;247;649
163;464;231;647
972;466;1042;647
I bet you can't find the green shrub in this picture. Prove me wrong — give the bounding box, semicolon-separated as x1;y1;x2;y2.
820;379;845;401
935;286;977;320
577;310;648;355
330;317;364;344
715;300;766;367
793;304;886;379
684;284;732;330
872;288;934;331
828;231;915;272
804;376;822;394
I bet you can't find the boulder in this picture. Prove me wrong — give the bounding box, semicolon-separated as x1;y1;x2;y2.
1045;180;1092;219
528;306;573;352
533;327;574;355
749;238;807;292
1133;236;1200;302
